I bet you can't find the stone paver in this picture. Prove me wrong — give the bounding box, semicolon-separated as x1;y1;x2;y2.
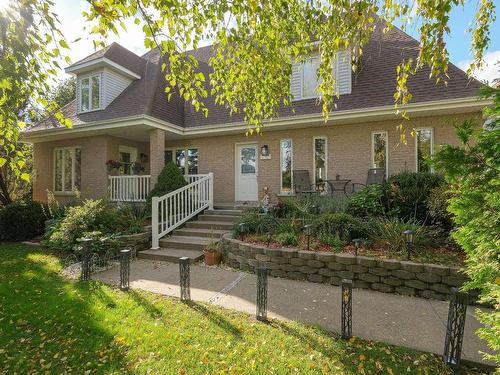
95;259;494;365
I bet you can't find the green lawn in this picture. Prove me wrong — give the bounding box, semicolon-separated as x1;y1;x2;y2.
0;243;486;374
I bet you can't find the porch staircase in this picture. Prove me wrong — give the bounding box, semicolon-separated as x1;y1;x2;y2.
138;207;242;263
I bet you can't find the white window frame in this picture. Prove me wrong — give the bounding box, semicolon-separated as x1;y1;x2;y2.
53;146;81;195
313;136;328;185
371;131;389;177
280;139;294;195
79;73;101;113
414;127;434;173
300;54;320;100
165;147;199;175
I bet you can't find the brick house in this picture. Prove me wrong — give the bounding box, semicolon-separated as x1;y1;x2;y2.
25;25;487;208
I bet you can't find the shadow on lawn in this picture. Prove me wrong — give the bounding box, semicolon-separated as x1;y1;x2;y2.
0;245;132;374
270;320;348;359
187;301;243;339
128;288;163;319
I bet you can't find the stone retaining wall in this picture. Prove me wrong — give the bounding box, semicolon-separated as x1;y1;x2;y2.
221;234;467;301
116;226;151;252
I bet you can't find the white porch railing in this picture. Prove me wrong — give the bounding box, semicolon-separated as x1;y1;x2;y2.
109;175;151;202
152;173;213;249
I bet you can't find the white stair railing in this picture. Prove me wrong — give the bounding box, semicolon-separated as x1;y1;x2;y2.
152;172;213;249
109;175;151;202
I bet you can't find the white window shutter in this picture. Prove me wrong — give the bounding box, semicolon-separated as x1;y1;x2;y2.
336;50;352;95
76;78;81;113
290;62;302;100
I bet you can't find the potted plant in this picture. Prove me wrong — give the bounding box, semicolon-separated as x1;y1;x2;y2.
106;159;121;174
204;238;223;266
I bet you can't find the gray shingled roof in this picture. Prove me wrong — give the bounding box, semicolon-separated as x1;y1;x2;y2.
28;24;482;133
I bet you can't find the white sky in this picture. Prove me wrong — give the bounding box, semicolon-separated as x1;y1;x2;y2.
49;0;498;85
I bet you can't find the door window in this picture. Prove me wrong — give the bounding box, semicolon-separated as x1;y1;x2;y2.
241;147;256;174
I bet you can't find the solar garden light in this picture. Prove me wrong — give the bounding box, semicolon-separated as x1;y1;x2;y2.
443;287;468;367
77;238;92;282
403;229;415;260
119;249;131;291
256;267;269;322
303;224;314;251
352;238;363;256
341;279;353;340
238;222;248;241
179;257;191;302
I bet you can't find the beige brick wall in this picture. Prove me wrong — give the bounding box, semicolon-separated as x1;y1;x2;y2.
166;112;482;203
32;112;481;204
33;135;108;203
33;135;149;203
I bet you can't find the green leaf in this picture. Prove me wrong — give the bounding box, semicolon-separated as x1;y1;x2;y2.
59;39;69;49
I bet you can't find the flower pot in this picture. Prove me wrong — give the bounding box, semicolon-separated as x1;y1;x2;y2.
204;250;222;266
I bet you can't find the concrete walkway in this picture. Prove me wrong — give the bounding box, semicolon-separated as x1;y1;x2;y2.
95;259;494;366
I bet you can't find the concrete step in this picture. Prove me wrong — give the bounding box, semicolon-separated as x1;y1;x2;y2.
159;235;213;251
214;203;258;211
205;209;243;216
198;214;240;223
138;248;203;263
173;227;227;238
185;220;235;231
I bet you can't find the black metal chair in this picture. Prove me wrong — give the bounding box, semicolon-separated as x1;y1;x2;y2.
292;170;317;195
351;168;386;193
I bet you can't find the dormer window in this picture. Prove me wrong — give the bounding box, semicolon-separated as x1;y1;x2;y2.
302;55;320;99
291;50;352;100
80;74;101;112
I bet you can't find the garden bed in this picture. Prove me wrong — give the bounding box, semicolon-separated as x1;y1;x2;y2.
222;234;469;301
242;234;465;267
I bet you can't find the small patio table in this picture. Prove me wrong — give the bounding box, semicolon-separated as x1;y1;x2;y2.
326;179;351;197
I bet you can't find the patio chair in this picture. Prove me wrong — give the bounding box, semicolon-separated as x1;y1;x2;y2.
351;168;386;193
293;170;317;195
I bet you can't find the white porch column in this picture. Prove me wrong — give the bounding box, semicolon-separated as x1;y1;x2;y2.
149;128;165;188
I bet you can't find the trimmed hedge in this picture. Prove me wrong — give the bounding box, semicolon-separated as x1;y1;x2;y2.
0;201;45;241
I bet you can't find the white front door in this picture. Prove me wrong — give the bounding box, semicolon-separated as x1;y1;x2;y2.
236;144;258;201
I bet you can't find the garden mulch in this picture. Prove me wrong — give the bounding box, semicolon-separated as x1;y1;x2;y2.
94;259;495;367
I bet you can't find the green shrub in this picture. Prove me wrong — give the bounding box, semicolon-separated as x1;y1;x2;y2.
43;199;146;253
147;162;187;203
233;210;279;237
315;212;367;241
44;199;105;252
275;232;298;246
275;195;345;219
346;184;387;217
426;185;454;229
387;171;444;223
318;232;346;251
368;218;433;254
75;231;120;255
0;201;45;241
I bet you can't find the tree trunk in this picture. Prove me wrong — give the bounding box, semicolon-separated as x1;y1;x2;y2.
0;169;13;206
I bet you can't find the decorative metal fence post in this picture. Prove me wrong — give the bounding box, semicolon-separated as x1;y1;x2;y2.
79;238;92;282
443;288;468;367
120;249;131;291
179;257;191;302
256;267;268;322
341;279;353;340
